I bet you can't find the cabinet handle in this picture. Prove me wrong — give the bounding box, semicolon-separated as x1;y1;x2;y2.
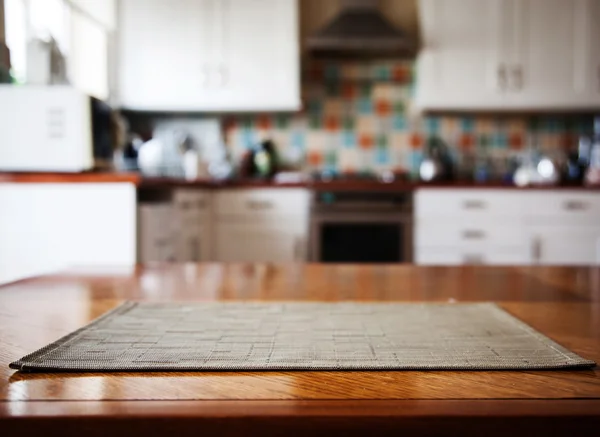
497;64;507;90
563;200;588;211
216;64;228;87
531;237;542;264
462;200;486;209
462;230;486;240
463;254;485;264
511;65;523;90
247;200;274;210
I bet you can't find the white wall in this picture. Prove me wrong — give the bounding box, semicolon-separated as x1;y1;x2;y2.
0;183;137;285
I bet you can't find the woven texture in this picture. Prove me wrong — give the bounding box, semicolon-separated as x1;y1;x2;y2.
10;302;595;372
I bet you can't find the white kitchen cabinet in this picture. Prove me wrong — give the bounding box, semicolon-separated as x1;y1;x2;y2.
416;0;507;110
215;221;306;262
118;0;300;111
415;189;526;265
0;183;137;285
416;0;600;110
415;189;600;266
506;0;600;109
214;189;309;262
172;189;212;262
529;226;600;265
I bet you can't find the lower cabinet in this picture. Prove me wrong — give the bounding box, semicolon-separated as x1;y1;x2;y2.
215;221;306;262
415;189;600;266
528;226;600;265
213;188;309;262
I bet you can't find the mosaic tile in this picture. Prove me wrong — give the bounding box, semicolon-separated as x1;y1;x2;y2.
460;117;475;133
359;133;375;149
275;114;290;129
357;99;374;115
509;132;524;150
409;132;424;150
323;99;344;116
326;83;341;97
391;132;409;151
424;117;440;135
342;116;355;130
309;115;322;129
393;101;406;114
324;115;341;132
342;82;358;100
338;148;360;172
360;83;373;98
393;115;407;131
373;83;393;100
459;133;475;150
306;132;325;151
342;131;357;148
307;151;323;168
357;116;376;133
324;64;340;81
375;100;393;117
375;146;391;165
290;131;306;150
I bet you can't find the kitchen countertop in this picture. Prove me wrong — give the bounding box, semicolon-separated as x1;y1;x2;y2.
2;172;600;191
1;264;599;436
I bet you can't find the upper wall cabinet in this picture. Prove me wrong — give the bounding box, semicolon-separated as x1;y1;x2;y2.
117;0;300;111
416;0;600;111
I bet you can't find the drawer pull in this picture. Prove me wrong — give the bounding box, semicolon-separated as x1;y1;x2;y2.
247;200;274;210
463;254;485;264
562;200;588;211
462;200;486;210
462;230;486;240
197;200;207;209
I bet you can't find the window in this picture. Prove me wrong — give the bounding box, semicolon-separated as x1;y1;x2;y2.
4;0;113;99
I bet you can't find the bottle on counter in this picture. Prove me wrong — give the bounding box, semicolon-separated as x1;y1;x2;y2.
585;116;600;186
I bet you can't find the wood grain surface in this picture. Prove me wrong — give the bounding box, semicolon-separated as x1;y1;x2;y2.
1;264;599;436
2;171;600;191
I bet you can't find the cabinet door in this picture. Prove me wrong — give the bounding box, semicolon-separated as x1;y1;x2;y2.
118;0;212;110
212;0;300;111
215;222;305;262
508;0;600;109
416;0;507;110
530;227;600;265
578;0;600;106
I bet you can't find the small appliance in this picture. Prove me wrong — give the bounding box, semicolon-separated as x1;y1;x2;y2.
0;85;113;172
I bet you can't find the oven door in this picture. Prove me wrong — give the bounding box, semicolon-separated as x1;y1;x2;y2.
309;212;413;263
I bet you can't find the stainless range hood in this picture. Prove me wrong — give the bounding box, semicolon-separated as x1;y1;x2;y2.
307;0;416;58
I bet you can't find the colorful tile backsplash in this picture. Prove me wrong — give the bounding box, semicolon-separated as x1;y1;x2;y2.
224;60;593;178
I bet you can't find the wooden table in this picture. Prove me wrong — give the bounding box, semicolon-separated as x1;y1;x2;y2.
1;264;599;436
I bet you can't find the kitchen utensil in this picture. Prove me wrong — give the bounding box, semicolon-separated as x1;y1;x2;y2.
419;136;454;182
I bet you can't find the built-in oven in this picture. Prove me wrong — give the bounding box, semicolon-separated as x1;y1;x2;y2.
309;191;413;263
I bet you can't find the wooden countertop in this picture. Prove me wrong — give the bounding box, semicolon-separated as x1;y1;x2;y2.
2;172;600;191
1;264;599;436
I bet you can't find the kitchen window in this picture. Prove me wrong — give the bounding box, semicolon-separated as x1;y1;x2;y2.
4;0;114;100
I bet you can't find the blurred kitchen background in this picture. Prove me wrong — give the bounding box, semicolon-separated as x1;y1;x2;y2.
1;0;599;284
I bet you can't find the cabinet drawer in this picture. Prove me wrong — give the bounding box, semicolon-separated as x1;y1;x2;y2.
416;246;528;266
173;189;211;214
215;189;309;216
524;192;600;225
416;221;525;247
416;189;523;218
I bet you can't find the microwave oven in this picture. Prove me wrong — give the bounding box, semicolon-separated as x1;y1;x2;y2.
0;85;113;172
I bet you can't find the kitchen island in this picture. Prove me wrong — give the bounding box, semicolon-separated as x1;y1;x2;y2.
1;264;599;436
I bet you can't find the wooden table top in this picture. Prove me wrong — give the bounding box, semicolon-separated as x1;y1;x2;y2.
1;264;599;436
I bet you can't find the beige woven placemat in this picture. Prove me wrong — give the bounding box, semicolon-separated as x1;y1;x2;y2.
10;302;595;372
